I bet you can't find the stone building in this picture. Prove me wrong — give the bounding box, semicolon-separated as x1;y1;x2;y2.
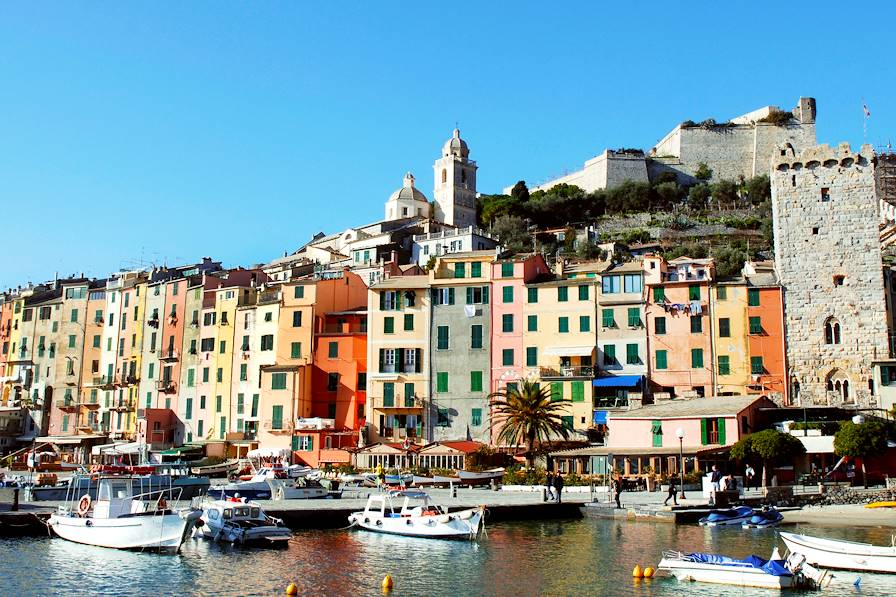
771;142;889;408
433;129;477;228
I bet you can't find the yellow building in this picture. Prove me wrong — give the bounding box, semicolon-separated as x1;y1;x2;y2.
710;281;751;395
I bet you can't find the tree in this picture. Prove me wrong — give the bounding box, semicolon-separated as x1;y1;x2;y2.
563;227;577;254
694;162;713;182
729;429;806;487
711;179;739;210
491;215;531;254
489;380;571;467
834;418;890;488
510;180;530;203
744;175;770;206
687;184;711;209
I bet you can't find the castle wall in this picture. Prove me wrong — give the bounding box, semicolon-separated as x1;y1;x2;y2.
771;143;888;408
521;150;648;195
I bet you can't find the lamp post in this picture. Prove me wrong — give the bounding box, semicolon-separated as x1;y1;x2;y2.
852;414;867;487
676;427;686;500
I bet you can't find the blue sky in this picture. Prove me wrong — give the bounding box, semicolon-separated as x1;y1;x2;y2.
2;2;894;289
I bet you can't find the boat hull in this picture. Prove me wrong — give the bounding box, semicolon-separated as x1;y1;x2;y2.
48;510;199;553
780;532;896;573
30;477;209;502
659;559;793;589
349;506;484;539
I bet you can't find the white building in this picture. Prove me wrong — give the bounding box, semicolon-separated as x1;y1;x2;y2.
411;226;499;265
433;128;478;228
385;173;430;222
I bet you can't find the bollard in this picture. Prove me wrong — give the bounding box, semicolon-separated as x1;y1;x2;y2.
490;479;497;491
451;485;457;498
12;487;19;511
543;486;548;502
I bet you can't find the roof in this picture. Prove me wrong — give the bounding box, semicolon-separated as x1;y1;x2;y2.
601;260;643;274
370;275;429;290
565;260;609;274
437;250;496;260
609;395;769;419
668;256;714;266
419;440;484;454
387;173;429;204
443;128;469;158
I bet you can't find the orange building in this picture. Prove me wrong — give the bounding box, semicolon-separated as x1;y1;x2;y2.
742;264;788;404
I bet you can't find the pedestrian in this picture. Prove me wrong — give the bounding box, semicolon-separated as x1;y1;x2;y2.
710;465;722;504
745;463;756;490
724;474;738;492
553;471;565;504
545;470;555;502
663;476;678;506
612;476;622;509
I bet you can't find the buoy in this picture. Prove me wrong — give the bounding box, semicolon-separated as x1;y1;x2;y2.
285;582;298;596
382;574;394;590
643;567;654;578
632;564;643;578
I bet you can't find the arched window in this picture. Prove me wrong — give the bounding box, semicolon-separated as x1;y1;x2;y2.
824;317;841;344
826;369;851;403
441;169;447;184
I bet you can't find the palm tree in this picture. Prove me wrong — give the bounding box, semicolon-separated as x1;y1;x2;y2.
489;380;571;467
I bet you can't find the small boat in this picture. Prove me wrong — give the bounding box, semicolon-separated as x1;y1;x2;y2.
195;498;291;544
191;458;241;477
865;501;896;509
457;468;505;485
348;490;484;540
780;531;896;573
699;505;754;526
658;549;830;590
47;476;201;553
742;507;784;528
208;475;328;501
28;469;210;502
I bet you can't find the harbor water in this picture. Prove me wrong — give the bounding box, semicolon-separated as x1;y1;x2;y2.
2;518;896;596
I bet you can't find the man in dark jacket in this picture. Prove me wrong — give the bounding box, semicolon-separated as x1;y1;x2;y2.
553;472;565;503
545;471;555;502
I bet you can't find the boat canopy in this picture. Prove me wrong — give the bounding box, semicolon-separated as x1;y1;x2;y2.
687;553;791;577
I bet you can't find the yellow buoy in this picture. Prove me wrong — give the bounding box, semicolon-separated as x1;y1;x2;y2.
382;575;394;591
643;567;654;578
632;564;643;578
285;582;298;596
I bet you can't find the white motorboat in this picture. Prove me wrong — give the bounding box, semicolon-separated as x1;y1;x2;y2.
658;549;830;590
195;498;291;544
47;476;201;553
208;474;328;500
457;468;505;485
348;491;484;540
780;531;896;573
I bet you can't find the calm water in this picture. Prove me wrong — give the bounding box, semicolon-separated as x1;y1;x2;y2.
2;519;896;596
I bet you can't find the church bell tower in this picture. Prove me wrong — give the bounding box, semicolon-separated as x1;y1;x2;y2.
433;128;477;228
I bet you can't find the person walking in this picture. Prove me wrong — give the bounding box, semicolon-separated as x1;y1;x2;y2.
553;471;565;504
710;465;722;505
545;470;555;502
663;476;678;506
612;476;622;509
745;463;756;490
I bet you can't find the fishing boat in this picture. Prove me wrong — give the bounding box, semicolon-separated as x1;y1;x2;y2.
194;498;291;544
27;466;209;502
46;476;201;553
658;549;830;589
780;531;896;573
742;507;784;528
348;490;484;539
191;458;241;477
457;468;505;485
699;505;754;526
207;474;327;500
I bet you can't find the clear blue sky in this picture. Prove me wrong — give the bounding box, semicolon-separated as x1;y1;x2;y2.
2;2;894;289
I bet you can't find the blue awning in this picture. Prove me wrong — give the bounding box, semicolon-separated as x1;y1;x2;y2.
592;375;643;388
593;410;608;425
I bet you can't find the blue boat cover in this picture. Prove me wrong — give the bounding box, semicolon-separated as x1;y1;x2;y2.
592;375;642;388
593;410;608;425
705;505;753;521
688;553;791;577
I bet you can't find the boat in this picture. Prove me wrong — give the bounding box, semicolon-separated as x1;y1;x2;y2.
26;468;210;502
699;505;754;526
207;474;328;500
194;498;291;544
191;458;241;477
865;501;896;509
457;468;505;485
780;531;896;573
742;506;784;528
658;549;831;590
348;490;485;540
46;476;202;553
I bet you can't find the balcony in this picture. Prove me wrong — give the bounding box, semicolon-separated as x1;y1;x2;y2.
378;394;423;409
321;323;367;335
380;426;422;440
539;366;595;379
155;380;177;394
159;349;179;362
110;399;134;412
55;399;79;412
262;419;293;434
258;290;281;306
380;364;418;375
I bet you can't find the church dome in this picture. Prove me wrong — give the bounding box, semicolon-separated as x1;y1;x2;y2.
442;128;469;159
388;172;429;204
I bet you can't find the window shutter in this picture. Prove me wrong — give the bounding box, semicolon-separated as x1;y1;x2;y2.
379;349;385;373
466;287;473;304
397;348;405;369
379;292;385;311
415;348;422;372
448;288;455;305
717;418;726;445
482;285;489;304
397;291;403;310
700;418;708;445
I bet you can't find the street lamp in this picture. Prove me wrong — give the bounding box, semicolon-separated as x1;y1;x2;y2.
676;427;686;500
852;414;867;487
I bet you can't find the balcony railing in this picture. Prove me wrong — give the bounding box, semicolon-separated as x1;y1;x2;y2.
55;399;79;412
110;399;134;411
380;427;421;439
321;323;367;335
159;349;179;362
155;380;177;394
539;366;594;379
257;291;281;306
380;364;418;375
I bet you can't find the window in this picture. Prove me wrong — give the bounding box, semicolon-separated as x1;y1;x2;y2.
327;372;339;391
718;318;731;338
571;381;585;402
748;288;760;307
261;335;274;351
357;373;367;390
579;316;590;332
465;285;488;304
601;309;615;328
627;308;640;328
292;311;302;327
70;308;78;323
202;367;209;383
200;338;214;352
690;316;702;333
403;314;414;330
578;285;589;300
294;286;305;299
471;325;483;349
526;346;537;367
470;371;483;392
381;290;403;310
821;187;830;202
471;262;482;278
824;318;841;344
502;286;514;303
626;343;639;365
148;363;156;380
700;417;726;445
502;349;514;366
290;342;301;359
404;383;415;407
437;408;449;427
557;287;569;302
688;285;700;301
471;408;482;426
328;341;338;359
603;344;616;366
437;326;450;349
602;275;620;294
623;274;642;293
215;395;222;412
68;334;76;348
550;382;563;402
185;398;193;419
454;263;466;278
502;314;514;333
527;287;538;303
717;286;727;300
264;312;272;322
271;373;287;390
718;355;730;376
382;382;394;407
558;317;569;333
501;262;514;277
216;368;223;382
751;356;765;374
691;348;704;369
749;316;762;335
655;350;667;370
653;287;665;303
654;317;666;335
527;315;538;332
219;340;226;354
651;420;663;448
271;405;284;429
436;372;448;393
432;288;455;306
384;317;395;334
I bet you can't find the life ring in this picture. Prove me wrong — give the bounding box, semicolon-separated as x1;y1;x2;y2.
402;438;411;451
77;494;92;517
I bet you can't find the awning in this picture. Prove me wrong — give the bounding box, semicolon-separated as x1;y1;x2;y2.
593;410;608;425
155;446;204;456
36;435;105;445
543;345;594;357
592;375;643;388
93;442;142;456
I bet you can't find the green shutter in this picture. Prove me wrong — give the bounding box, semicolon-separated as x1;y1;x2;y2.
471;262;482;278
503;286;513;303
436;373;448;393
471;408;482;426
558;286;568;302
384;317;394;334
578;285;589;300
689;285;700;300
558;317;568;333
502;349;514;366
470;371;483;392
627;308;640;327
652;420;663;447
527;315;537;331
526;346;537;367
700;418;708;445
383;383;394;407
603;344;616;365
691;348;703;369
466;287;473;305
579;316;590;332
653;287;665;302
404;383;415;407
454;263;465;278
527;287;538;303
718;355;730;375
437;326;449;349
404;314;414;330
501;262;514;277
571;381;585;402
655;317;666;335
749;316;762;335
748;288;760;306
448;288;455;305
655;350;667;370
626;343;638;364
751;356;764;374
717;418;727;445
272;405;283;429
550;382;563;402
471;325;483;349
602;309;614;328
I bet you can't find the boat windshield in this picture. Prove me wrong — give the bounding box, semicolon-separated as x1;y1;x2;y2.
97;479;132;501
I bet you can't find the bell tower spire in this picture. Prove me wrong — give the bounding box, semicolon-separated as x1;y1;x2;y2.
433;128;477;227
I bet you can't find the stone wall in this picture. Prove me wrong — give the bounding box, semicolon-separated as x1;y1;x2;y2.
771;142;889;408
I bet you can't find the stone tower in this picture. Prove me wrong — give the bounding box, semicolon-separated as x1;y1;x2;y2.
433;128;477;228
771;142;888;408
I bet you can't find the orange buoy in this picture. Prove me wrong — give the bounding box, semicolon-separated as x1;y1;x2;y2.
632;564;643;578
285;582;298;596
643;567;655;578
382;575;394;591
